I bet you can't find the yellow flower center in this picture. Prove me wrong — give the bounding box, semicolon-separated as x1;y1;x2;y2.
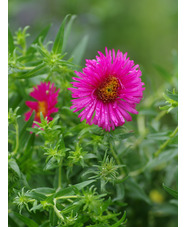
96;76;119;103
36;101;47;119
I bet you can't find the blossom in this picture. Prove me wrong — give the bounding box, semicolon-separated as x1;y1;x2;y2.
25;82;60;127
69;47;145;131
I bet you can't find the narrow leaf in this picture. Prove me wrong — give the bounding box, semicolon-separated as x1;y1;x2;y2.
62;15;76;52
44;157;58;171
163;183;178;199
147;149;178;170
73;179;95;190
52;15;70;54
166;90;178;102
8;215;19;227
26;191;47;201
111;212;127;227
8;27;15;54
8;159;21;178
49;208;58;226
13;212;39;227
49;180;95;200
32;187;55;195
14;63;46;79
19;112;35;145
27;24;51;54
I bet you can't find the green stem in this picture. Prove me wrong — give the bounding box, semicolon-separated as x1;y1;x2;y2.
13;122;19;155
110;142;125;177
154;126;178;157
56;195;78;200
154;110;167;122
129;165;147;177
18;66;35;70
22;41;27;56
53;199;64;221
58;158;63;189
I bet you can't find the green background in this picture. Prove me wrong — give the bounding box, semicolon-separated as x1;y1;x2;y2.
8;0;178;95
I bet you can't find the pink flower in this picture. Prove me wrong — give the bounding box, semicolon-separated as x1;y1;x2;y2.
69;47;145;131
25;82;60;127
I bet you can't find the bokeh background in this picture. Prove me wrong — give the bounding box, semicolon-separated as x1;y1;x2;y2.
8;0;178;96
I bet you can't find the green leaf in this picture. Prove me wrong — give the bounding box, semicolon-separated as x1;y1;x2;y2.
53;187;74;199
27;24;51;54
26;191;47;201
48;180;95;201
19;112;35;146
49;208;58;226
8;27;15;54
147;149;178;170
111;212;127;227
73;179;96;190
62;15;76;52
30;204;43;212
151;203;178;216
147;132;170;141
37;46;50;58
87;224;109;227
163;183;178;199
14;63;46;79
160;89;178;113
84;153;97;159
32;187;55;195
71;35;88;65
113;183;125;201
38;221;50;227
114;132;134;141
166;90;178;102
52;14;70;54
61;203;81;215
13;212;39;227
8;215;19;227
44;157;58;171
8;159;21;178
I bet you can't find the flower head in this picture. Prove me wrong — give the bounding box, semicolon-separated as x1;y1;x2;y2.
69;47;145;131
25;82;60;127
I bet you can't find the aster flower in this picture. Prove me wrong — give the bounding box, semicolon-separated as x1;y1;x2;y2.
25;82;60;127
69;47;145;131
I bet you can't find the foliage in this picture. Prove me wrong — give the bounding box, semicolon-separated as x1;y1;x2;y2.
8;16;178;227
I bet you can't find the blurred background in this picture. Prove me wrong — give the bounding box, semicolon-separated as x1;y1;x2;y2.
8;0;178;96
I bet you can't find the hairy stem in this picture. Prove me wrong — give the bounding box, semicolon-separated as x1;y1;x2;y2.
53;199;64;221
56;195;78;200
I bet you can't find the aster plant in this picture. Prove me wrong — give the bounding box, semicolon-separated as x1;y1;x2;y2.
8;15;178;227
